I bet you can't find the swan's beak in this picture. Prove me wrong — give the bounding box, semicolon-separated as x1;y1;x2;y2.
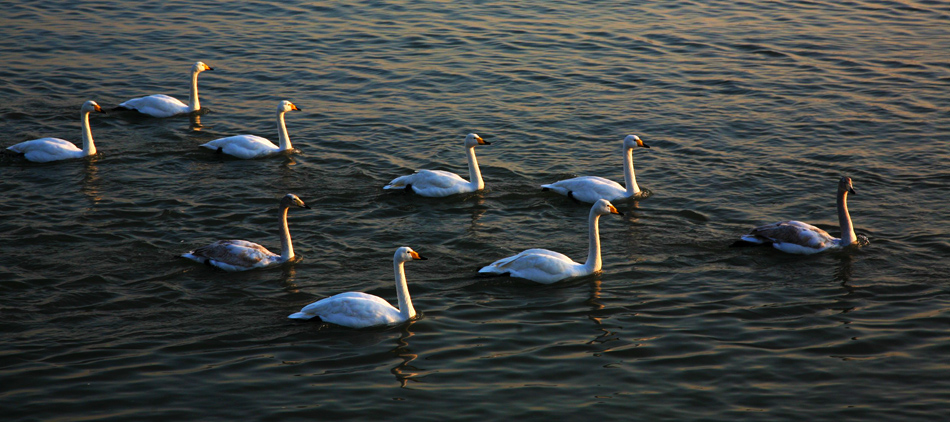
609;205;624;216
641;142;650;148
410;251;428;260
291;104;301;111
848;186;856;195
476;136;491;145
93;105;104;113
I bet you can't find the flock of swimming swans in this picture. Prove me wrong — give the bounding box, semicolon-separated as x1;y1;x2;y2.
4;61;866;329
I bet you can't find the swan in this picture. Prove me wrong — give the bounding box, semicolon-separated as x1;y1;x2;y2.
119;61;214;117
182;194;311;271
541;135;650;203
199;100;301;159
479;199;623;284
384;133;491;197
6;101;104;163
732;176;861;254
288;247;428;328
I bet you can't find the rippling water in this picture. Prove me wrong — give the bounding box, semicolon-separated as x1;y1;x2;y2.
2;0;950;420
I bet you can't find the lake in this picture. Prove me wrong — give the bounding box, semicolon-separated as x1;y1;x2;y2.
1;0;949;420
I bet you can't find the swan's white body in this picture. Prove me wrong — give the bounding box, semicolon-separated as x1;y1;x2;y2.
736;177;859;254
200;100;300;159
6;101;104;163
542;135;650;203
288;247;427;328
119;61;213;117
479;199;622;284
182;194;310;271
384;133;490;197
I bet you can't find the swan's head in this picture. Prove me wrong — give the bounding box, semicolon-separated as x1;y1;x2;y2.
395;246;428;263
464;133;490;147
279;100;300;113
280;193;311;209
81;101;104;114
193;61;214;73
623;135;649;149
593;198;624;217
838;176;856;195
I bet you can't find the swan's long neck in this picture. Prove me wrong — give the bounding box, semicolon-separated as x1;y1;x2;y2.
583;209;603;272
394;260;416;320
278;205;294;260
837;190;857;245
81;110;95;156
276;110;292;151
623;147;640;195
188;69;201;112
465;146;484;190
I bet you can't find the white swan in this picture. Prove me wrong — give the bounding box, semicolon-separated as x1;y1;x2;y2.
542;135;651;203
479;199;623;284
733;176;861;254
182;194;311;271
199;100;300;159
288;247;428;328
384;133;491;197
6;101;104;163
119;61;214;117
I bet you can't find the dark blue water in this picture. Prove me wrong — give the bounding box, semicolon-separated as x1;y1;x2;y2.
2;0;949;420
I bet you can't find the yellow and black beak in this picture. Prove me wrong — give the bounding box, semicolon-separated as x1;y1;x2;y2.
609;205;624;216
410;251;428;260
477;136;491;145
291;103;301;111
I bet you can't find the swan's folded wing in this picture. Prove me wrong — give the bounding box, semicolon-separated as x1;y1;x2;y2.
542;176;626;202
481;248;581;283
294;292;400;328
749;220;834;249
8;138;82;162
201;135;278;159
406;170;468;189
186;240;278;269
546;176;622;191
8;138;77;152
120;94;188;118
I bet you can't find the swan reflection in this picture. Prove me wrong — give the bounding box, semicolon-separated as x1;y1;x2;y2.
190;113;203;130
585;278;604;323
835;254;854;284
81;160;102;204
390;321;420;388
466;193;487;232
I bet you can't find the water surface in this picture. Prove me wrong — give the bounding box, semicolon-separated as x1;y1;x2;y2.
2;0;949;420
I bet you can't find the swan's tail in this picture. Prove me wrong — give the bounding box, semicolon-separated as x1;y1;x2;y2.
477;266;509;277
540;184;570;196
288;311;317;320
730;235;769;247
384;175;411;190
